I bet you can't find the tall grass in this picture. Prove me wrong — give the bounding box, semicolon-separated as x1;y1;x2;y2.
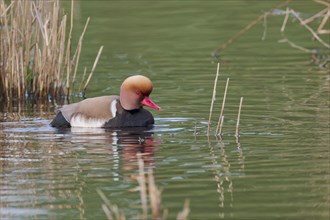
0;0;103;102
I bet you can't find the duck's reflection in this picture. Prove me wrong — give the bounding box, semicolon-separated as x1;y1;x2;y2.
0;125;159;219
53;126;158;177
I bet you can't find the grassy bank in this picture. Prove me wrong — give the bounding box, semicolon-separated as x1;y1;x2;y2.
0;0;102;102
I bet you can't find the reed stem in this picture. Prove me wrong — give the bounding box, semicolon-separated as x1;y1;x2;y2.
290;9;330;48
235;97;243;143
217;116;225;137
212;0;293;55
207;63;220;136
215;77;229;136
83;46;104;93
280;7;290;33
0;0;102;101
72;17;90;93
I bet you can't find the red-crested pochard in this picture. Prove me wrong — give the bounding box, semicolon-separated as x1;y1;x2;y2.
50;75;160;128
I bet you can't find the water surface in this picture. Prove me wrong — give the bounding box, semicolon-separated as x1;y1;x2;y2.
1;1;329;220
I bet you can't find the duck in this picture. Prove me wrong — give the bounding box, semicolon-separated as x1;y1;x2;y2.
50;75;160;128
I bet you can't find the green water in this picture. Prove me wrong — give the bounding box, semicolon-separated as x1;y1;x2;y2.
1;1;329;219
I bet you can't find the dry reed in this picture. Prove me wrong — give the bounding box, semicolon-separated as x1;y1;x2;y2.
206;64;244;139
83;46;104;95
215;77;229;136
235;97;243;143
212;0;293;57
280;8;330;49
276;1;330;67
217;116;225;138
0;0;103;102
207;62;220;136
98;153;190;220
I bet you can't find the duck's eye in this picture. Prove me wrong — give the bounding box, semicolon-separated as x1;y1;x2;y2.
135;90;143;96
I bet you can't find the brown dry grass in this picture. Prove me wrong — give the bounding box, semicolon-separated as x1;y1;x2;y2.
0;0;102;102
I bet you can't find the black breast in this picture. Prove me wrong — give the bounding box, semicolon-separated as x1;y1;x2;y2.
50;111;71;128
103;108;154;128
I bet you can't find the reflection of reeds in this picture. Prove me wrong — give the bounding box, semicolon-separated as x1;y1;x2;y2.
207;139;241;218
0;0;103;101
97;153;190;220
97;189;126;220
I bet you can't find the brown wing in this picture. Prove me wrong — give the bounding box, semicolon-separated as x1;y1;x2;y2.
61;95;119;122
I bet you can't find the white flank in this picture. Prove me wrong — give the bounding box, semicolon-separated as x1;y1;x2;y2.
70;115;106;128
111;99;117;117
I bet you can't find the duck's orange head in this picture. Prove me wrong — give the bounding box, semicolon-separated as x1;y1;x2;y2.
120;75;161;111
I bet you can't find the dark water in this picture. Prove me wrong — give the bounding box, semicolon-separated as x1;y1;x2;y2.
1;1;329;220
